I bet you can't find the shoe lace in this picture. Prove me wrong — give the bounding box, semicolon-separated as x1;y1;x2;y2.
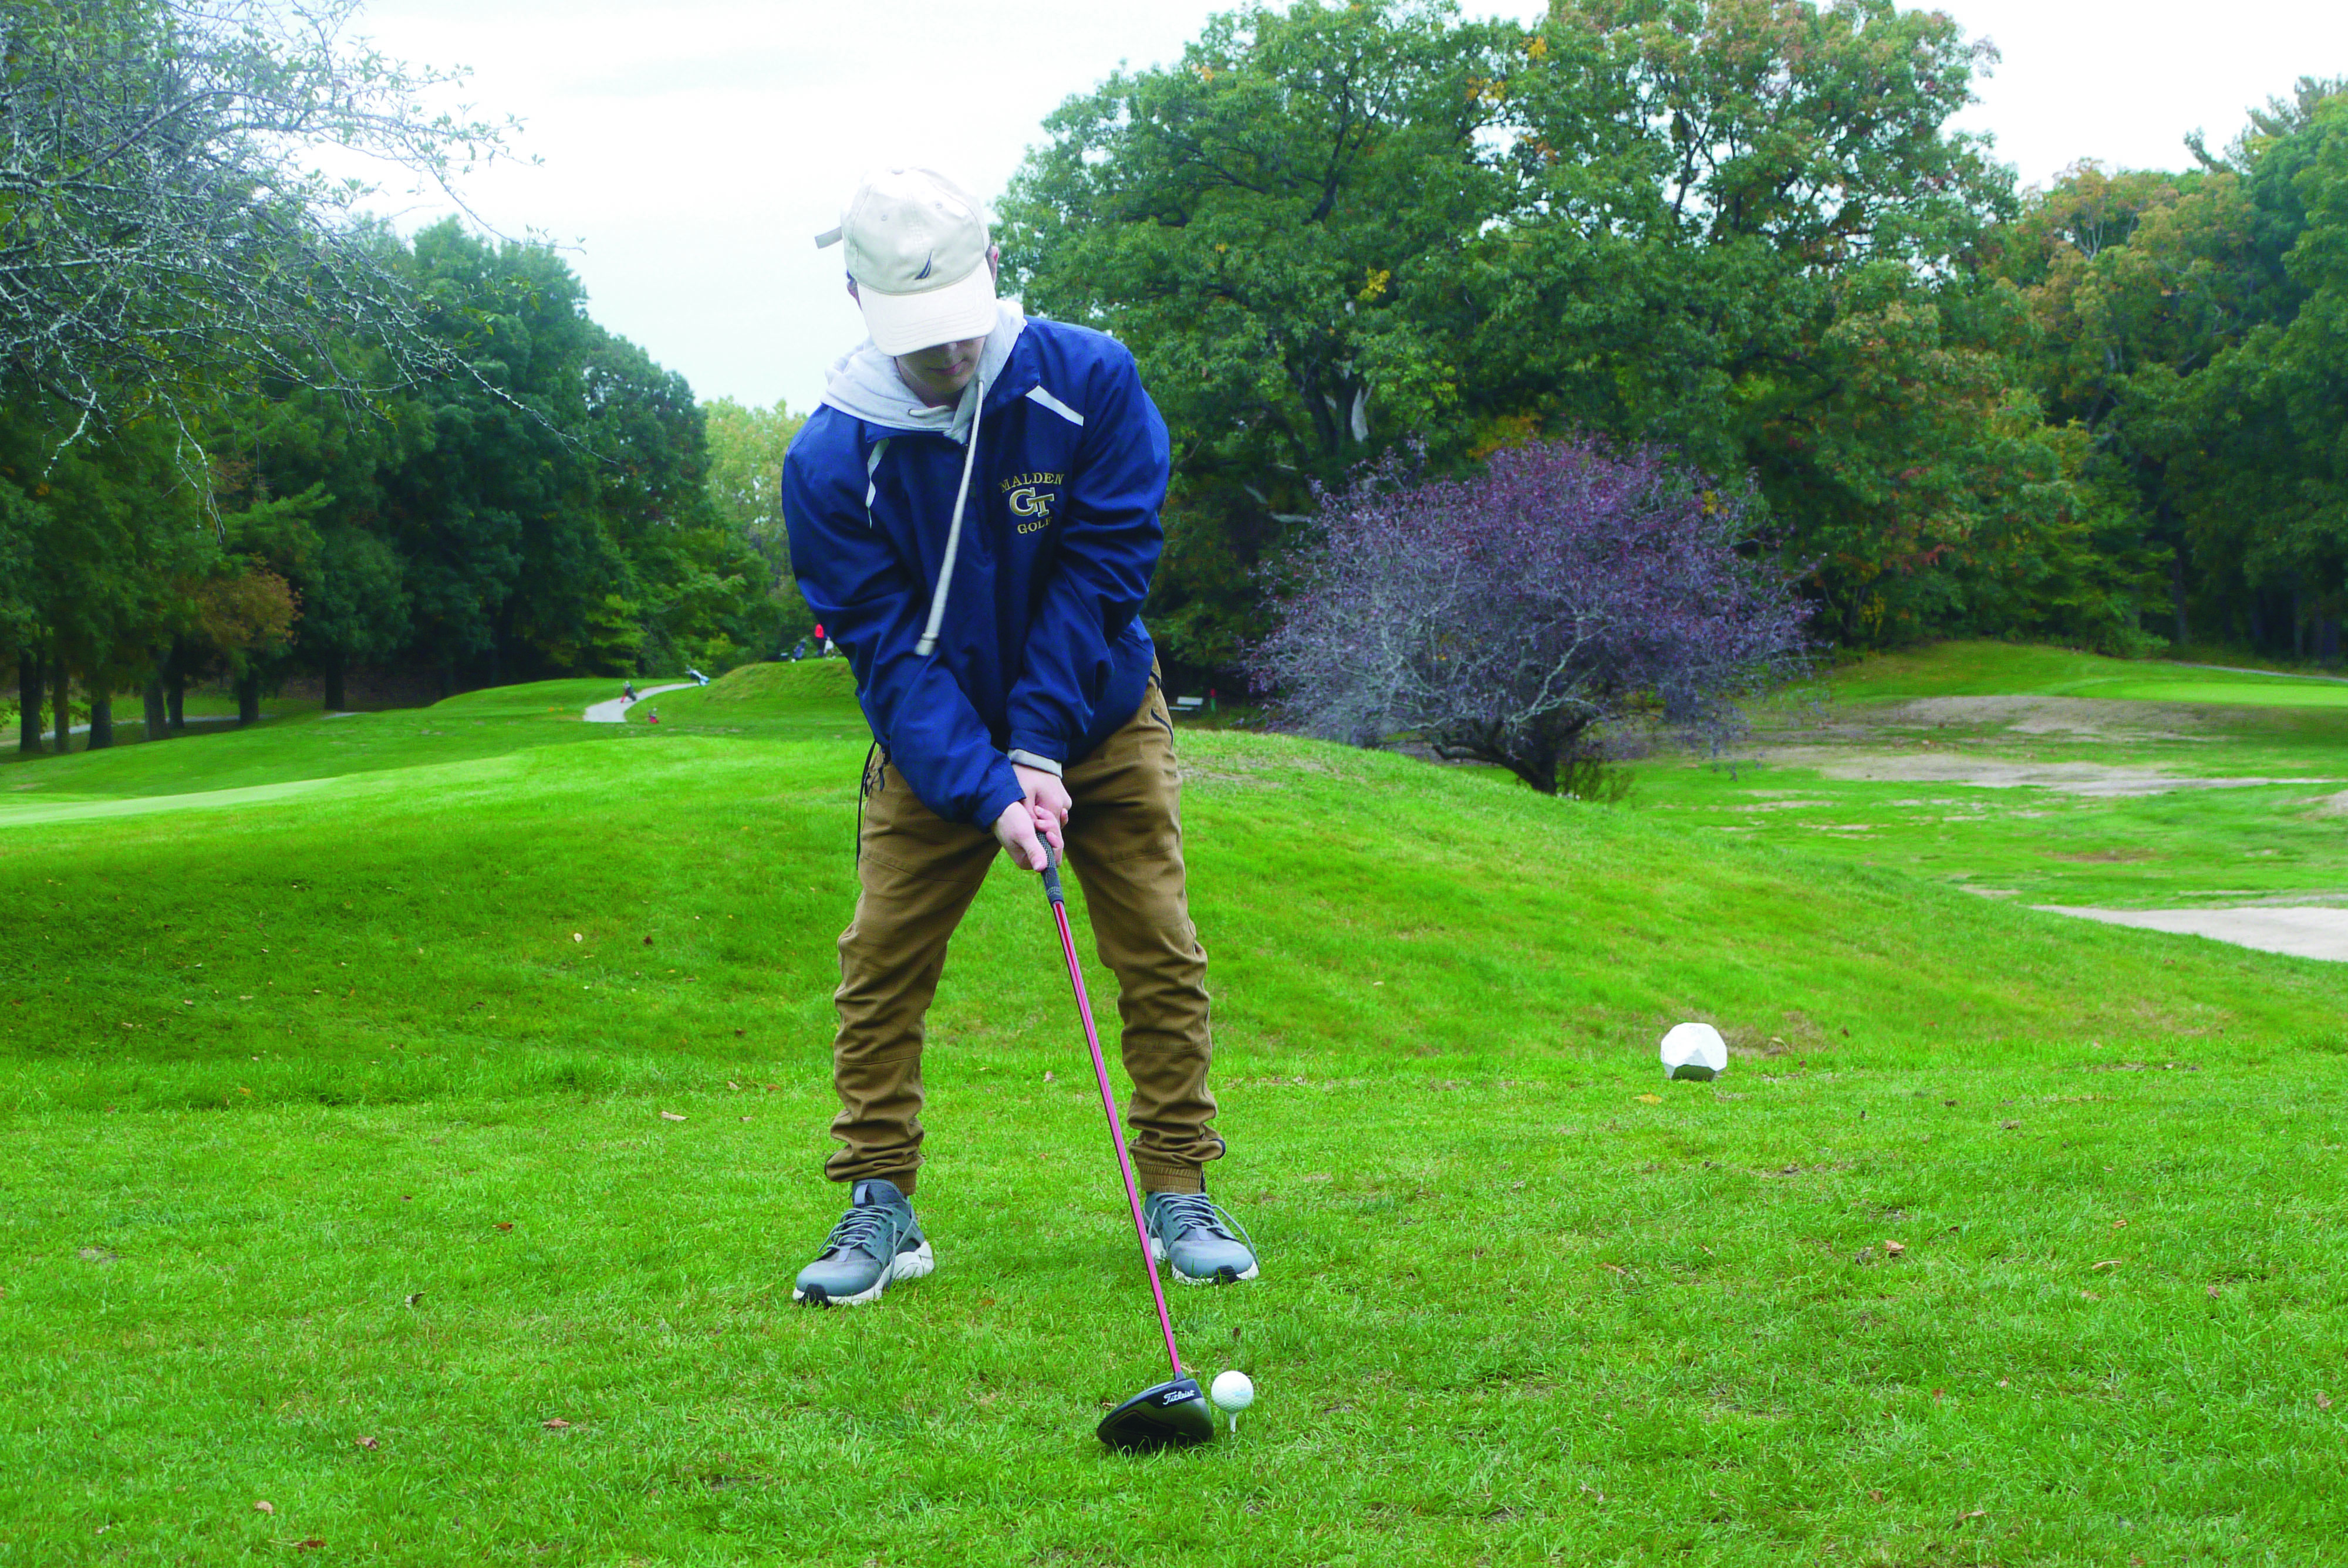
1151;1192;1254;1253
822;1201;909;1262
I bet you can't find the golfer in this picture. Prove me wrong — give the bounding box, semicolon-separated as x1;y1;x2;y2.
781;167;1256;1306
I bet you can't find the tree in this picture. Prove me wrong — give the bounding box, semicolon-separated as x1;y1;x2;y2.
1003;0;1526;675
0;0;512;437
1253;437;1808;793
704;396;811;648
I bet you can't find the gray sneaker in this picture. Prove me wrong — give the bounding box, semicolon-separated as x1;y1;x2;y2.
1143;1191;1259;1285
793;1178;933;1307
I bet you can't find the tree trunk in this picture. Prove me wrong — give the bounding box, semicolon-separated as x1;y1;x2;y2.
143;674;167;740
87;692;113;748
2324;616;2343;668
166;663;185;732
52;659;70;753
235;670;261;726
322;647;346;713
2170;553;2188;647
16;648;40;755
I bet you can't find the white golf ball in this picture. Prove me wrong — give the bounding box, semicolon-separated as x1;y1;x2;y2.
1210;1370;1254;1412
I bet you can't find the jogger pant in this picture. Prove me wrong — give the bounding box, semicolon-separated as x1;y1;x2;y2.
826;678;1223;1195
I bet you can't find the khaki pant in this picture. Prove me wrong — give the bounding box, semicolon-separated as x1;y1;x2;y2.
827;678;1223;1195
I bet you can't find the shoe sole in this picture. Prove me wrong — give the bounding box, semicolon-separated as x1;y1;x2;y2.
793;1238;933;1307
1151;1236;1260;1286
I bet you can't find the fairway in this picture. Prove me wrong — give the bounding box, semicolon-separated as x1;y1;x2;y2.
5;650;2346;1564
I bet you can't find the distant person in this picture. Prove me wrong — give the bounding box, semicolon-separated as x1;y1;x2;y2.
780;164;1250;1308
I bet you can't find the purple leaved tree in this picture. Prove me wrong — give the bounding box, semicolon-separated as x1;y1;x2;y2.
1252;438;1810;795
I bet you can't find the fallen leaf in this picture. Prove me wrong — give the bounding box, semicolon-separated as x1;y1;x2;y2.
1956;1509;1986;1523
356;1435;379;1451
1043;1070;1055;1083
542;1417;571;1430
254;1499;275;1515
2207;1285;2222;1299
1635;1093;1661;1104
727;1081;741;1091
2319;1392;2333;1411
2092;1259;2120;1271
642;936;653;945
763;1083;778;1092
572;932;583;942
2111;1218;2128;1229
1868;1489;1884;1503
400;1195;412;1202
495;1222;514;1232
404;1292;424;1308
1883;1240;1907;1258
660;1111;686;1122
296;1539;325;1551
2081;1290;2102;1300
2000;1120;2019;1130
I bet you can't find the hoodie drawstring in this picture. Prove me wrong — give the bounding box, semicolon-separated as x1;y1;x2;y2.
915;373;987;659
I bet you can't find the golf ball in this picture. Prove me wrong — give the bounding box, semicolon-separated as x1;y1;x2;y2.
1210;1370;1254;1412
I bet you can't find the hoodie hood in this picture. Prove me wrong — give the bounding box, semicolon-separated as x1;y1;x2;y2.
818;298;1027;444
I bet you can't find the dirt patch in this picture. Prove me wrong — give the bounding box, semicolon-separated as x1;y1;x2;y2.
1870;695;2213;739
1805;753;2334;797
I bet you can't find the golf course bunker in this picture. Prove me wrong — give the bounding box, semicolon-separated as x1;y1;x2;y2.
2038;904;2348;962
1814;755;2334;797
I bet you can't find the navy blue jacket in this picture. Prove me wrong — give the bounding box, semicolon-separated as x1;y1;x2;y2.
782;317;1170;829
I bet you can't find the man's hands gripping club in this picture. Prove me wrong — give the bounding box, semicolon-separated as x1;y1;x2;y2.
993;762;1072;872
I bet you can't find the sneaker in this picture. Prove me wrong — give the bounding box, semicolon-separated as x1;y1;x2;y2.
1142;1191;1259;1285
792;1178;933;1307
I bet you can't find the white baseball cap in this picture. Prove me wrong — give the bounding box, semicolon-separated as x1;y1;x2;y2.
815;167;998;356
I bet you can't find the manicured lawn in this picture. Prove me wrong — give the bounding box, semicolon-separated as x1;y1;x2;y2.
3;647;2344;1563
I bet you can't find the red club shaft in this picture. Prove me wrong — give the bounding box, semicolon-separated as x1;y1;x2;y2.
1050;894;1183;1380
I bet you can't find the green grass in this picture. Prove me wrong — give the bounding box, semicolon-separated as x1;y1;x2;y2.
4;648;2346;1563
1830;639;2348;703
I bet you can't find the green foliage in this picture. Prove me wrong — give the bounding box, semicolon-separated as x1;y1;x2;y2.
1010;0;2075;668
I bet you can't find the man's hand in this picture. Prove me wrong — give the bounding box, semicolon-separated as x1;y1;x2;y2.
1014;763;1072;837
993;798;1051;871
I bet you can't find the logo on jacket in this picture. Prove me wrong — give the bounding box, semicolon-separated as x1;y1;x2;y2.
1003;471;1065;533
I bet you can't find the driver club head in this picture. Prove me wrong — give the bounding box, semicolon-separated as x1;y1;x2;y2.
1096;1376;1217;1452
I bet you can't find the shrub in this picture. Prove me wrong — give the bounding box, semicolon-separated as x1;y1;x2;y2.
1253;438;1809;794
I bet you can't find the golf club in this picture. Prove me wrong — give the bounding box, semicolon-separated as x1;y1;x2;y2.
1038;846;1216;1453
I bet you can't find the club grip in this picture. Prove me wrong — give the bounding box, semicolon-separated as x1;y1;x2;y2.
1040;843;1065;905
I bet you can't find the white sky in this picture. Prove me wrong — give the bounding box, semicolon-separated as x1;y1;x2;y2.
340;0;2348;414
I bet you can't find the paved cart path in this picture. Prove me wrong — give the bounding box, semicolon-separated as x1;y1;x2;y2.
582;683;694;723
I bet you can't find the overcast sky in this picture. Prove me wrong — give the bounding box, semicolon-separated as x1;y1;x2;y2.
342;0;2348;414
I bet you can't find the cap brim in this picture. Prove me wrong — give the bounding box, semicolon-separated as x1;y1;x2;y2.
859;266;998;356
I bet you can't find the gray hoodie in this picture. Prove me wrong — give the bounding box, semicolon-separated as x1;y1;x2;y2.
816;298;1028;442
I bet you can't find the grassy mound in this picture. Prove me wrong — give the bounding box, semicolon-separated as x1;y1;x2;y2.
1;651;2342;1562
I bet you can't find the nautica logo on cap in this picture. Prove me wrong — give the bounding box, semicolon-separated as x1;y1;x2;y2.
913;251;934;281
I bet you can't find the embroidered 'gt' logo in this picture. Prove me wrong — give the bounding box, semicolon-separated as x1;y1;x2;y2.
1009;485;1057;532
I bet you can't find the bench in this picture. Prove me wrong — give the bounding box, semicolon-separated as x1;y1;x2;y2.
1172;696;1206;713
